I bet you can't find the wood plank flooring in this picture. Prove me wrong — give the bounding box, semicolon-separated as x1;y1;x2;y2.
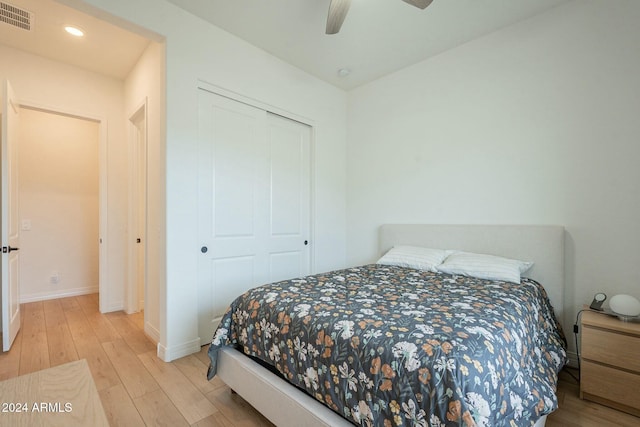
1;293;639;426
0;294;272;427
547;368;640;427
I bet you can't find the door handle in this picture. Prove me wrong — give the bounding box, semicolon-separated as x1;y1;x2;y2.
2;246;19;253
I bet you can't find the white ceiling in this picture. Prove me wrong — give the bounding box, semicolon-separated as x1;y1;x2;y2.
0;0;150;79
0;0;571;88
164;0;572;90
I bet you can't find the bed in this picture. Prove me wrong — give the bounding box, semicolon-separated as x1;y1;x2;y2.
207;224;567;426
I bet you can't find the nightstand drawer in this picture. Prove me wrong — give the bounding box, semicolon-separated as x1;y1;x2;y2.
582;326;640;372
581;361;640;415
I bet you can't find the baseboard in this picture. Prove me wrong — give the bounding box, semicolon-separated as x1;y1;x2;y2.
565;350;579;369
157;337;200;362
145;321;160;344
20;285;99;303
102;301;124;313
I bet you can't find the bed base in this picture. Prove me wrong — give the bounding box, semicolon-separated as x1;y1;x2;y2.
218;347;547;427
218;347;352;426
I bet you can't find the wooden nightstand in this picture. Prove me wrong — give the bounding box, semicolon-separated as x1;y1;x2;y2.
580;310;640;417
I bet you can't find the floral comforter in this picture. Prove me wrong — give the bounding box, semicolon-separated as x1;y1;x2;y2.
207;264;567;426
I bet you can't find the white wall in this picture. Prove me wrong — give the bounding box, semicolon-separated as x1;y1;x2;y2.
66;0;348;360
347;0;640;358
124;41;165;343
0;43;128;312
18;108;99;301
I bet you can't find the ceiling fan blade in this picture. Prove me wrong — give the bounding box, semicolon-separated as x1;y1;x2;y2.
326;0;351;35
401;0;434;10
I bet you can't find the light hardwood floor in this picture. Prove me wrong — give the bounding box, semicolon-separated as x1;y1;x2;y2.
547;368;640;427
0;294;273;427
1;294;639;426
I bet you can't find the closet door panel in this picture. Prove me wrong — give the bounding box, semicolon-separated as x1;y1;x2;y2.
197;91;311;345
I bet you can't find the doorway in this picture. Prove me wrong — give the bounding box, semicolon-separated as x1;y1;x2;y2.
0;0;163;351
18;107;101;304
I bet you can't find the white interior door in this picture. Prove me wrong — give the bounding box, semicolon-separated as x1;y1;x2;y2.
2;80;21;352
197;90;311;345
266;112;311;283
128;104;147;314
136;121;146;311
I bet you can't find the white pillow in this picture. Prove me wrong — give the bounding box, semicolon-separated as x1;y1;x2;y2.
436;251;533;284
376;246;453;272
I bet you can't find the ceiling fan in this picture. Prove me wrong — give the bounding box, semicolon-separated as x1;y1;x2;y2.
326;0;434;34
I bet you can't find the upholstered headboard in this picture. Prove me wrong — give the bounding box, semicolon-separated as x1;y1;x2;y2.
379;224;565;323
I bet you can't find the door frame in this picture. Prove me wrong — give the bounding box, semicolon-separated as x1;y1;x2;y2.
17;101;108;311
126;98;148;314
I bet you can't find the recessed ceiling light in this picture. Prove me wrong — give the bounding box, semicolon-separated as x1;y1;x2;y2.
64;26;84;37
337;68;351;77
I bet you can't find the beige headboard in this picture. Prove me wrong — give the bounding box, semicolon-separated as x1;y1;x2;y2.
379;224;565;324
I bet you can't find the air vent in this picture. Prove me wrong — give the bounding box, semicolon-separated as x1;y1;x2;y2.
0;1;32;31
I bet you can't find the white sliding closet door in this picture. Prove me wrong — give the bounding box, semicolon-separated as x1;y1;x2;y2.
197;90;311;345
266;112;311;282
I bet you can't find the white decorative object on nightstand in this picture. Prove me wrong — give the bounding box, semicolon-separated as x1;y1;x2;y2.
609;294;640;320
580;310;640;416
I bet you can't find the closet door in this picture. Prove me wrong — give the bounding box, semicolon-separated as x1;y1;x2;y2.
266;112;311;284
197;90;311;344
